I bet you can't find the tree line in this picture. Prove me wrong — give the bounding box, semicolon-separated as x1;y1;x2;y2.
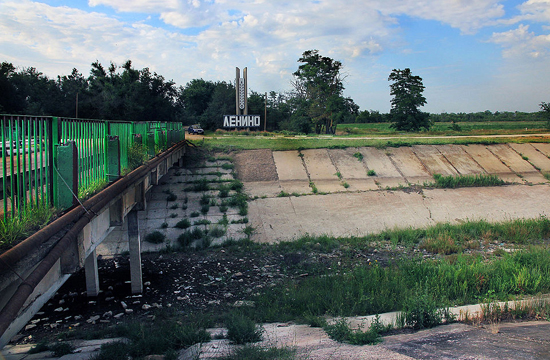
1;52;548;133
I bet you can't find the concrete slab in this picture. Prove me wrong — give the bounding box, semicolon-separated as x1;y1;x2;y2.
346;178;379;192
375;177;409;190
489;144;537;173
509;143;550;172
436;144;486;175
243;181;282;198
272;151;308;181
328;148;369;179
313;179;348;193
412;145;457;176
279;180;311;195
248;185;550;243
532;143;550;158
461;144;514;174
302;148;338;180
386;147;432;184
358;147;401;177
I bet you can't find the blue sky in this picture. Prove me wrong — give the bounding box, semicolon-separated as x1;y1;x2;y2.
1;0;549;113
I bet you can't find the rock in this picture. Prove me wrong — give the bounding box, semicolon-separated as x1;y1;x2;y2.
58;299;65;305
121;301;128;309
142;304;152;310
144;281;151;286
87;315;100;323
125;309;134;314
25;324;36;331
234;272;243;277
114;313;124;319
74;315;83;321
71;323;80;327
49;323;58;329
103;311;113;318
105;297;115;302
54;307;64;312
233;300;255;307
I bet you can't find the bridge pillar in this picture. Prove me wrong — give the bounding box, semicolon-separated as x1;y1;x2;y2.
127;210;143;294
84;250;100;297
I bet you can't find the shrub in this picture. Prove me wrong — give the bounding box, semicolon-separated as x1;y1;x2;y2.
178;232;193;247
209;226;226;238
353;152;364;161
175;219;191;229
226;313;264;344
323;318;382;345
400;291;444;330
144;231;165;244
201;204;210;215
190;211;200;218
194;219;211;226
166;192;177;201
367;169;376;176
200;194;210;205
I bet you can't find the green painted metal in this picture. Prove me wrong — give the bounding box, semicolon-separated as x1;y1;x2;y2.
1;115;184;217
54;142;76;209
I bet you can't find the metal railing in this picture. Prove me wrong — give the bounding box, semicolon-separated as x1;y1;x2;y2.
1;115;185;218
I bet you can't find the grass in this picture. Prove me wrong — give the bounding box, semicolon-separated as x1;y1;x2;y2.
427;173;505;188
544;172;550;181
78;179;108;200
220;345;297;360
175;219;191;229
0;202;54;250
353;152;364;161
202;132;550;152
323;317;387;345
226;312;264;344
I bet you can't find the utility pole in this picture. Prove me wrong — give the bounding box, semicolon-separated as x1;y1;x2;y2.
264;92;267;132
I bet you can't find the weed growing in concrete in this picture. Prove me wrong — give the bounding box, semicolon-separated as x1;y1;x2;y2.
323;317;383;345
309;181;318;194
0;201;53;250
544;172;550;181
428;173;504;188
219;205;228;213
335;171;342;180
200;194;210;205
201;204;210;215
79;179;108;200
175;219;191;229
277;191;290;197
170;213;177;218
218;214;229;226
190;211;200;218
169;204;178;209
226;313;264;344
194;219;211;226
353;152;364;161
166;191;177;202
209;226;226;238
218;184;231;198
221;163;235;170
342;181;350;189
232;217;249;224
399;291;445;330
160;222;168;229
243;225;255;238
144;231;166;244
367;169;376;176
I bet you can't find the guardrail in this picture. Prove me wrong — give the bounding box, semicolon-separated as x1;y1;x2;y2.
1;115;185;218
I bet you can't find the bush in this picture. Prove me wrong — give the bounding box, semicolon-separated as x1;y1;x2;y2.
175;219;191;229
144;231;165;244
323;318;382;345
226;313;264;344
400;291;444;330
127;143;149;170
209;226;226;238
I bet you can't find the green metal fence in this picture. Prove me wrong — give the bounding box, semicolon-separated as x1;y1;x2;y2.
1;115;185;218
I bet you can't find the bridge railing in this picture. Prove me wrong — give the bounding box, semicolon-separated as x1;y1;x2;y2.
1;115;185;218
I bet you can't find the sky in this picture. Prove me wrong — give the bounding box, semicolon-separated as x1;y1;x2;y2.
1;0;549;114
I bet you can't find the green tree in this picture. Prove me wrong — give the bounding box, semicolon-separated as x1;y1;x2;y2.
200;81;235;130
178;79;216;125
292;50;345;134
541;102;550;128
388;68;430;131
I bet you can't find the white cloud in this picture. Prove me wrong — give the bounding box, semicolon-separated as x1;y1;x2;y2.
489;24;550;58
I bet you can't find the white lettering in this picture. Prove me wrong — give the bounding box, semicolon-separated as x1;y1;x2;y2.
230;115;236;127
223;116;229;127
254;116;260;127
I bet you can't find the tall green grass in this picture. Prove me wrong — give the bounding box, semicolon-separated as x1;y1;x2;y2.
0;202;54;250
427;173;505;188
249;247;550;322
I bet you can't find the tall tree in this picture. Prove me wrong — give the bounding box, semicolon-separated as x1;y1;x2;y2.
178;79;216;124
292;50;345;134
541;102;550;129
388;68;430;131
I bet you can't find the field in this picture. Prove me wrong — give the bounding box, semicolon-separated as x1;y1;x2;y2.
338;121;548;136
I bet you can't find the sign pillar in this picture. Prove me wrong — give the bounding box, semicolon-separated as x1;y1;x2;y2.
236;67;248;116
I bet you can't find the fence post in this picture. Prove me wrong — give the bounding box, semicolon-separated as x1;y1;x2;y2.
106;135;120;182
54;141;78;210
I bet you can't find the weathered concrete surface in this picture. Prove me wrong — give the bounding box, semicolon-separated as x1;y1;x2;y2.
272;150;308;181
412;145;457;176
436;144;485;175
461;144;521;183
250;185;550;243
489;144;547;183
386;147;432;184
509;143;550;172
358;147;406;188
328;148;369;179
302;149;338;180
532;143;550;158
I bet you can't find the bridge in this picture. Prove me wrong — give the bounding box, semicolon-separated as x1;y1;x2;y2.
0;115;187;347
